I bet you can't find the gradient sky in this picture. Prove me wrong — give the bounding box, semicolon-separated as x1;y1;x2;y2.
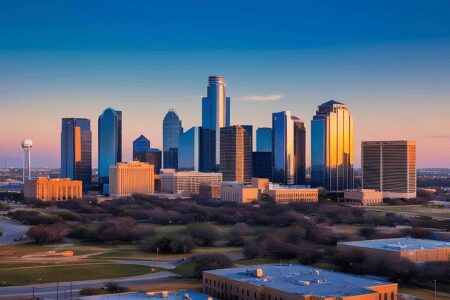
0;0;449;168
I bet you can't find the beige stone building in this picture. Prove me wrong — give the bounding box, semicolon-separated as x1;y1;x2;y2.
160;169;222;196
265;184;318;204
221;182;259;204
251;178;270;190
344;189;383;206
24;177;82;201
109;161;154;197
199;182;222;200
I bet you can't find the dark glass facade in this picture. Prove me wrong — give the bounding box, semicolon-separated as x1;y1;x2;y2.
178;127;201;171
256;127;272;152
163;109;183;169
133;135;162;174
220;126;252;183
293;117;306;185
252;151;272;180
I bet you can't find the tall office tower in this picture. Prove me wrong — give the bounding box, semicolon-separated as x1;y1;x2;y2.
220;126;252;183
98;107;122;189
311;100;354;191
201;76;231;171
21;139;32;183
252;152;272;180
272;111;306;185
163;109;183;169
61;118;92;186
133;135;162;174
256;127;272;152
178;127;201;171
362;140;416;199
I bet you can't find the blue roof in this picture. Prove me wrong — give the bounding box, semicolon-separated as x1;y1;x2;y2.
79;290;213;300
322;100;344;106
204;264;392;298
339;238;450;251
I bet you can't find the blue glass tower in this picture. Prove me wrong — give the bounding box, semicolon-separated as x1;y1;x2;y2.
163;109;183;169
61;118;92;186
98;107;122;189
178;127;201;171
133;135;151;152
133;135;162;174
256;127;272;152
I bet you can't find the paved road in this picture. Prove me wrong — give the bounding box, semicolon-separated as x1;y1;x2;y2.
0;271;175;299
0;218;29;245
113;260;178;270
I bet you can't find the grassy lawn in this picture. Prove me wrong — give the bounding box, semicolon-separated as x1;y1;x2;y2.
0;263;154;286
363;205;450;219
399;286;450;300
172;262;196;278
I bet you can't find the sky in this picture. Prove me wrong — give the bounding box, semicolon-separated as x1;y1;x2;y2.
0;0;449;168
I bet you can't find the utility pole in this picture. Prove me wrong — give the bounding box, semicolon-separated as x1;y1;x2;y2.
32;286;35;300
70;282;72;299
56;282;59;300
434;280;437;300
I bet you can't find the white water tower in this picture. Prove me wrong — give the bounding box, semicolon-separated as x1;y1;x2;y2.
22;139;32;182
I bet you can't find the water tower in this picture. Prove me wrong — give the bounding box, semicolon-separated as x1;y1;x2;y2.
22;139;32;182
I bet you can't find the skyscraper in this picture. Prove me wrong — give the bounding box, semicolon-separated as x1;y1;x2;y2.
220;125;252;183
61;118;92;186
178;127;201;171
272;111;306;185
311;100;354;191
252;151;272;180
256;127;272;152
201;76;231;171
362;140;416;199
98;107;122;189
133;135;162;174
21;139;32;183
133;135;151;152
163;109;183;169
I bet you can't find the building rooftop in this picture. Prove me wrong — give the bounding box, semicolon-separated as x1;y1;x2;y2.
339;237;450;251
205;264;392;298
79;290;214;300
268;183;313;190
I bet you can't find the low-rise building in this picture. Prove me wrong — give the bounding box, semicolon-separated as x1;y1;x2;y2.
109;161;154;197
338;237;450;263
160;169;222;196
251;178;270;190
344;189;383;206
24;177;82;201
265;184;318;204
221;182;259;204
79;290;215;300
199;182;222;200
203;264;398;300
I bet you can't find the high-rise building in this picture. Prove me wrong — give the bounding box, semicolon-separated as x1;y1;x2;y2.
109;161;154;197
98;108;122;189
311;100;354;191
201;76;231;171
220;126;252;183
21;139;32;183
252;152;272;180
178;127;201;171
163;109;183;169
272;111;306;185
256;127;272;152
133;135;162;174
362;140;416;199
61;118;92;186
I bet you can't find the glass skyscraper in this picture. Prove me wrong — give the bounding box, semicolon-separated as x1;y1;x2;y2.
178;127;201;171
256;127;272;152
61;118;92;186
272;111;306;185
163;109;183;169
98;107;122;189
201;76;230;171
133;135;162;174
311;100;354;191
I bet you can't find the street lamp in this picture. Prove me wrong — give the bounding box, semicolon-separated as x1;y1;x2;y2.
156;247;159;261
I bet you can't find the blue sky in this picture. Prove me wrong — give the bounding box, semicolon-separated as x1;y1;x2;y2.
0;0;449;168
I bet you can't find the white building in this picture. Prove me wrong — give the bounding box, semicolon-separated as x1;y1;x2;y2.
160;169;222;196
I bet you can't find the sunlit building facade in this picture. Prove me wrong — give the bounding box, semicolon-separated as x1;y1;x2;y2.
221;182;259;204
160;169;222;196
25;177;82;201
163;109;183;169
256;127;272;152
61;118;92;186
178;127;201;171
98;107;122;189
109;161;154;197
311;100;354;191
220;126;252;183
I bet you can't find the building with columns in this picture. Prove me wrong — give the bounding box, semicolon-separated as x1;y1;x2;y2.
24;177;82;201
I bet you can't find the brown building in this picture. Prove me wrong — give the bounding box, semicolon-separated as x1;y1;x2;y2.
199;182;222;200
24;177;82;201
220;126;252;184
203;264;398;300
344;189;383;206
109;161;154;197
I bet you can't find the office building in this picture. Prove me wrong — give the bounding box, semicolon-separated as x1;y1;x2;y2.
203;264;398;300
21;139;32;183
251;178;270;190
109;161;154;197
178;127;201;171
199;182;222;200
61;118;92;186
272;111;306;185
251;152;272;180
79;290;215;300
133;135;162;173
338;238;450;263
201;76;231;171
344;189;383;206
163;109;183;169
160;169;222;196
98;108;122;190
362;140;416;199
265;184;318;204
311;100;354;191
256;127;272;152
221;182;259;204
220;126;252;183
24;177;82;201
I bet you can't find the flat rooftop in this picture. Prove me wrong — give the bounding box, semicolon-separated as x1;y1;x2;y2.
339;237;450;251
205;264;391;298
79;290;213;300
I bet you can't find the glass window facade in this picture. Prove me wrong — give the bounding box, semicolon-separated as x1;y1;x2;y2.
163;109;183;169
178;127;201;171
256;127;272;152
133;135;162;174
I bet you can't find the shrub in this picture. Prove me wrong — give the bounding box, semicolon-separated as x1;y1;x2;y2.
8;210;62;225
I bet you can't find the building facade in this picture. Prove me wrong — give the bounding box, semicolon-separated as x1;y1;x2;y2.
61;118;92;186
199;182;222;200
25;177;82;201
201;76;231;171
221;182;259;204
252;152;272;180
265;184;318;204
178;127;201;171
109;161;154;197
256;127;272;152
160;169;222;196
220;126;252;183
311;100;354;192
98;108;122;190
362;140;416;199
163;109;183;169
344;189;383;206
133;135;162;173
21;139;32;183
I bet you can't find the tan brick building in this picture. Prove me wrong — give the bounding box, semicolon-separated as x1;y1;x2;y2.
221;182;259;204
199;182;222;200
265;184;318;204
109;161;154;197
24;177;82;201
344;189;383;206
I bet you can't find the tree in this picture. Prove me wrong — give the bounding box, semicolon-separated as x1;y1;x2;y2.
98;217;155;243
189;253;233;278
26;223;69;244
170;236;195;254
243;242;262;259
188;223;219;246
